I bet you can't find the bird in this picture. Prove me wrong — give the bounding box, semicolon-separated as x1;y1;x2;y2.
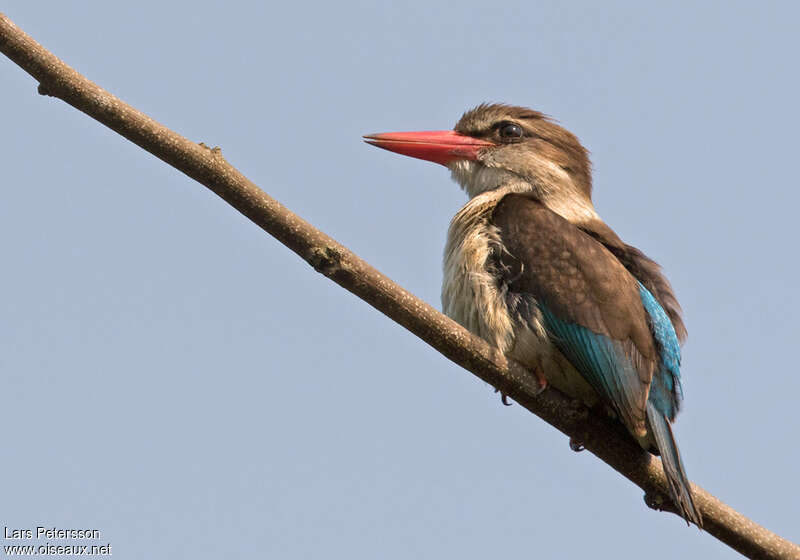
363;103;702;528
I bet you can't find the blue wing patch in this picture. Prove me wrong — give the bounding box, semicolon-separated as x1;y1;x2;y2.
539;304;648;430
538;283;683;428
638;283;683;420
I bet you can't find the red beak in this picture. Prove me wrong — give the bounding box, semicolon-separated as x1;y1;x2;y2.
363;130;494;166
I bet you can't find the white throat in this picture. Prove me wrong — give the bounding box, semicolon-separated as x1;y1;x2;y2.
448;159;599;224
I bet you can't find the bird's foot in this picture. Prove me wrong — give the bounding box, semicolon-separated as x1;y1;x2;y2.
643;491;668;512
492;365;547;404
566;400;588;451
533;367;548;395
569;438;585;452
494;387;513;406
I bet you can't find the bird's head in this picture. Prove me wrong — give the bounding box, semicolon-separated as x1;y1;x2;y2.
365;103;597;223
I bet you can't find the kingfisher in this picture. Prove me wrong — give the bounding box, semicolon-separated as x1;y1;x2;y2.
364;103;702;527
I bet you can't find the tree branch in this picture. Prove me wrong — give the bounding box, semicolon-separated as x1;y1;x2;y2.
1;13;796;560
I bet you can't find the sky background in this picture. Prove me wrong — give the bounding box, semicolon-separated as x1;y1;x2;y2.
2;2;798;558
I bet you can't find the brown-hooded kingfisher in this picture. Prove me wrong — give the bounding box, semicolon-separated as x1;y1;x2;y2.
364;103;702;527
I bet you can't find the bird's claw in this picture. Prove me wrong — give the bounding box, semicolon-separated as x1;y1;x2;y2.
569;438;585;452
643;491;666;511
492;364;548;404
494;387;513;406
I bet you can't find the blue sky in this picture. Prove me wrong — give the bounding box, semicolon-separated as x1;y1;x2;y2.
2;2;798;558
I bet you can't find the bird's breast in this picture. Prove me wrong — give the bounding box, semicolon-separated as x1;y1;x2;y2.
441;191;599;406
442;192;516;352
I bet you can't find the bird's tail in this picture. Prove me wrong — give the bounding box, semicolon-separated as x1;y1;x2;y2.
646;403;703;528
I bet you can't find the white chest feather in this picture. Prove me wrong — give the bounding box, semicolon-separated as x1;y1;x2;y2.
441;190;598;405
441;191;516;353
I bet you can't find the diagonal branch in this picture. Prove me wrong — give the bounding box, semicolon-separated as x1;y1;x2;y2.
1;13;797;560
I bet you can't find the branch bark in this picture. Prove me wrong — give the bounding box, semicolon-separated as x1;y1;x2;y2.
1;13;796;560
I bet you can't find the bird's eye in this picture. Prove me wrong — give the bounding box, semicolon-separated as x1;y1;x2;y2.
498;123;524;139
